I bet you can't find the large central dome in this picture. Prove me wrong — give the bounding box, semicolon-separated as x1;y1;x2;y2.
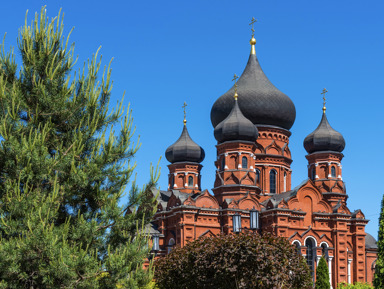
210;39;296;130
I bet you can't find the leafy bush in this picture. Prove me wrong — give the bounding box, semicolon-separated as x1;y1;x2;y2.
154;232;312;289
337;282;374;289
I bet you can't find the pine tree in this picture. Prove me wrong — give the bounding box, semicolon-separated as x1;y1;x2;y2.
315;256;330;289
0;7;159;288
374;193;384;289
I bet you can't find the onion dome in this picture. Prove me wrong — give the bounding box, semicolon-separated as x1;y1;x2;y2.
303;108;345;154
165;122;205;164
210;36;296;130
214;89;258;143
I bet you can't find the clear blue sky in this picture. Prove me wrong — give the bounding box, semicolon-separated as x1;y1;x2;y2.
1;0;383;238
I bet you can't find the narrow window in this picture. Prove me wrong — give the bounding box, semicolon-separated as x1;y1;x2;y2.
311;167;316;180
170;175;174;188
242;156;248;169
188;176;193;187
305;238;315;279
283;172;287;192
270;170;277;194
293;241;301;255
221;157;225;171
167;238;175;254
331;166;336;178
256;169;260;186
321;243;328;258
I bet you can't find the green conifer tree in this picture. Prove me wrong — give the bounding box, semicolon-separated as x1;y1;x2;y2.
0;7;159;288
315;256;330;289
374;193;384;289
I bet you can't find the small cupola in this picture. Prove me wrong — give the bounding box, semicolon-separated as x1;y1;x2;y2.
303;90;345;154
214;75;258;144
165;104;205;164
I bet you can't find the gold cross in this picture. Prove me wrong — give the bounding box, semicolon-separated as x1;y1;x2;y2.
232;74;239;99
321;88;328;113
232;74;239;83
249;17;257;36
182;102;187;124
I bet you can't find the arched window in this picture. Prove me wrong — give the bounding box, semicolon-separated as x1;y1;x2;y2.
305;238;315;279
331;166;336;178
167;238;175;254
242;156;248;169
293;241;301;255
270;170;277;194
311;168;316;180
283;172;287;192
321;243;328;258
221;157;225;171
256;169;260;186
188;176;193;187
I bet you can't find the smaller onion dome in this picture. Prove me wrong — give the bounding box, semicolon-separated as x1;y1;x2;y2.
165;123;205;164
304;110;345;154
214;92;258;144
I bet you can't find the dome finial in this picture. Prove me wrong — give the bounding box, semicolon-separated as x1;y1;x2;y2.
249;17;257;55
321;88;328;113
232;74;239;100
182;101;187;125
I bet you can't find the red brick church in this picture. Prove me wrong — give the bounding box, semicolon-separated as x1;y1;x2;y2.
149;24;378;287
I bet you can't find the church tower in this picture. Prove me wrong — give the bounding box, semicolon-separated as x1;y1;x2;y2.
212;77;259;205
165;105;205;194
210;19;296;197
303;91;346;206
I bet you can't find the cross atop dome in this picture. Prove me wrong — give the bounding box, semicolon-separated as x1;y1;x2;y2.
249;17;257;55
321;88;328;113
232;74;239;100
182;102;187;125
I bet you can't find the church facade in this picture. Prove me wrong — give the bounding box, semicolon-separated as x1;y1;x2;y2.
150;28;378;287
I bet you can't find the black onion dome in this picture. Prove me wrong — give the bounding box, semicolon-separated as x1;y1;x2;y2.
214;98;258;143
210;52;296;130
304;112;345;154
165;125;205;163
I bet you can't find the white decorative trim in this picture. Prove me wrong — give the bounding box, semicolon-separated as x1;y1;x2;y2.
347;259;352;284
253;163;290;170
303;236;318;247
292;240;302;246
328;256;333;289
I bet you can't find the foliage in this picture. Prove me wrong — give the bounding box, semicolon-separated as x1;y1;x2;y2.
0;7;159;288
374;193;384;289
154;232;312;289
315;256;330;289
337;282;374;289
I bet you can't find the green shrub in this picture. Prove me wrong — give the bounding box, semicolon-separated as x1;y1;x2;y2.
154;232;312;289
315;256;330;289
337;282;373;289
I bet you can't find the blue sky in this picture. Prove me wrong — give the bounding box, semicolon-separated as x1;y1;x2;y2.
1;0;383;237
